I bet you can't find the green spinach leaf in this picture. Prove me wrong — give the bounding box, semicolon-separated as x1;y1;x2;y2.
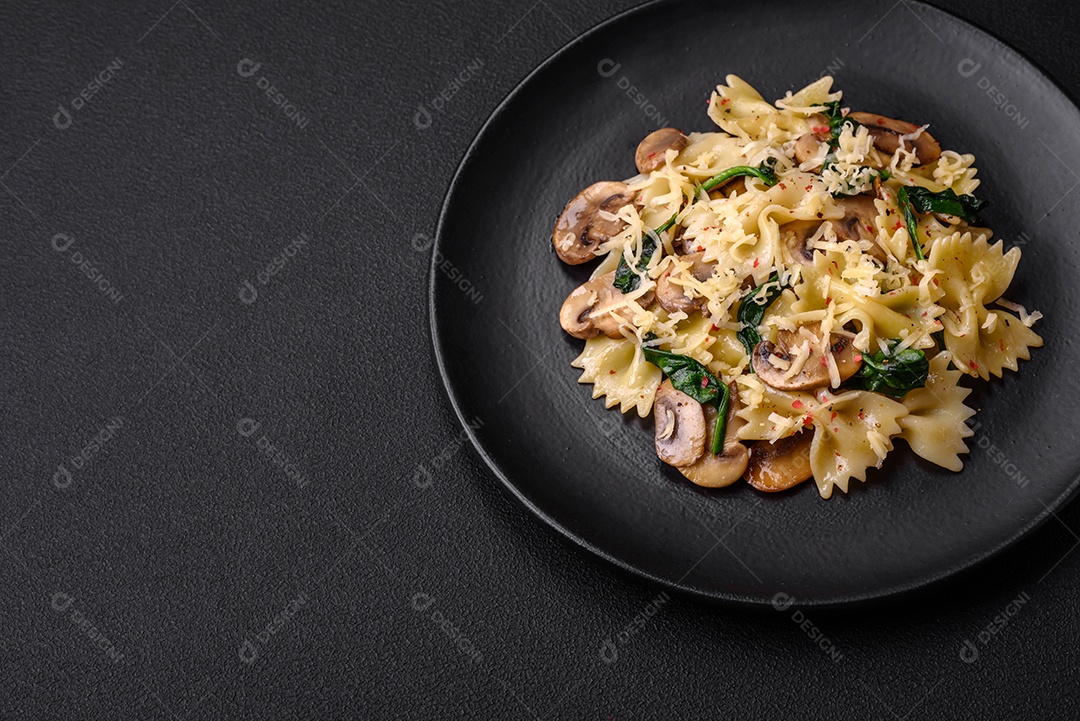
896;186;925;261
613;215;676;294
642;346;729;454
904;186;988;223
897;186;988;261
736;273;785;356
698;158;779;197
847;340;929;399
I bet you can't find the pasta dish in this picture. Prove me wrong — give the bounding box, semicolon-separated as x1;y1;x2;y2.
552;76;1043;498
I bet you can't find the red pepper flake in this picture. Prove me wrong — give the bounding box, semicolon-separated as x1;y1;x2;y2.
696;245;704;252
921;311;927;317
893;220;903;231
753;258;760;268
701;377;709;388
720;97;730;105
779;182;787;190
876;118;886;125
968;360;979;369
858;411;865;420
854;353;863;363
835;451;842;457
805;184;813;192
999;339;1006;352
803;414;813;426
792;400;804;409
711;323;720;332
830;411;838;421
609;370;616;374
933;278;939;286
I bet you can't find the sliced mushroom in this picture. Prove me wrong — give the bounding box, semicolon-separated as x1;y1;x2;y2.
793;113;830;165
847;112;941;166
835;196;888;263
559;271;654;340
780;220;821;266
794;134;822;165
680;383;750;488
654;380;706;467
672;226;692;255
780;196;886;266
834;196;877;238
552;182;635;265
746;431;814;492
655;253;715;314
635;128;688;174
751;324;862;391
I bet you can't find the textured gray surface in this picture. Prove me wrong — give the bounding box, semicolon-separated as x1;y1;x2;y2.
2;0;1079;718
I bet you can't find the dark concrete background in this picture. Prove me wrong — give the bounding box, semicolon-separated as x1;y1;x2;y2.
2;0;1078;718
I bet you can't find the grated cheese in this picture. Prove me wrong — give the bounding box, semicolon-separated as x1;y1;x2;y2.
825;349;841;388
558;74;1043;500
867;429;890;460
782;339;812;381
995;298;1043;327
768;353;791;370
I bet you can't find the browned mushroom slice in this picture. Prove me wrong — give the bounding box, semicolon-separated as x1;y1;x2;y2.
834;196;887;264
672;226;692;255
635;128;689;174
847;112;941;166
793;113;831;165
780;220;821;266
745;431;814;492
833;196;877;238
552;181;635;265
654;380;706;467
780;196;886;266
751;324;862;391
559;271;655;340
655;253;716;314
680;383;749;488
793;134;822;165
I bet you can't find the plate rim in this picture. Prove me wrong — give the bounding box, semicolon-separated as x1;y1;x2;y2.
428;0;1080;607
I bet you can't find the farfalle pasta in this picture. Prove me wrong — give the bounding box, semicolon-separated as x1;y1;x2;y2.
551;75;1043;498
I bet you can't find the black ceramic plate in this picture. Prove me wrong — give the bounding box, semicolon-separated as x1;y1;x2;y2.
431;0;1080;605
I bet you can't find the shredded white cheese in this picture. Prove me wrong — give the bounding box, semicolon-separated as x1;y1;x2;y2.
995;298;1043;327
